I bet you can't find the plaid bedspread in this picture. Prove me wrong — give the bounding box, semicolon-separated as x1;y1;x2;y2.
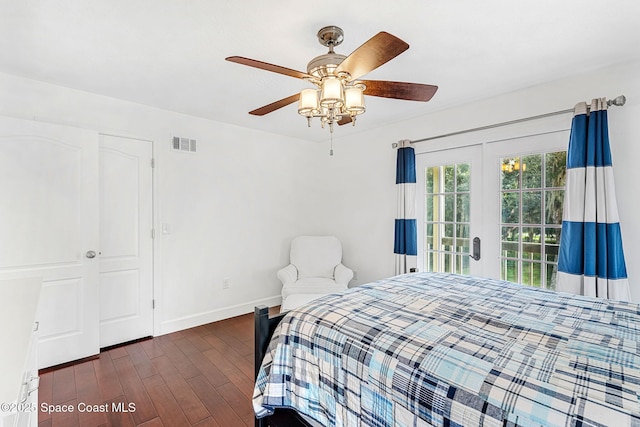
253;273;640;426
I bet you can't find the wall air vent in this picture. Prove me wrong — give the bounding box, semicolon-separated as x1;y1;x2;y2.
171;136;197;153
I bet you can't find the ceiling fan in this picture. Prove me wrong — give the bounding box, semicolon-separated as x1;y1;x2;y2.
225;26;438;132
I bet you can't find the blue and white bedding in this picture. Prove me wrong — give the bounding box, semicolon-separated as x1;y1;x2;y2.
253;272;640;426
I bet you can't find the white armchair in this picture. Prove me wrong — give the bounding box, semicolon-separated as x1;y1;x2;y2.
278;235;353;312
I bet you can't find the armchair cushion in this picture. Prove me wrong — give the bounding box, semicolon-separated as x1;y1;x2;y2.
290;235;342;279
281;278;347;299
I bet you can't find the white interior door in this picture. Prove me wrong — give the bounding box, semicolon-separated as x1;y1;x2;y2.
416;144;484;277
99;135;154;348
0;116;100;369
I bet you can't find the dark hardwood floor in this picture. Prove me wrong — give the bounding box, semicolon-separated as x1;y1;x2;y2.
38;308;279;427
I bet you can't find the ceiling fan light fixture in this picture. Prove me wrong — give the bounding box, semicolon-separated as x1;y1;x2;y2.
344;84;366;115
298;88;320;116
319;77;344;107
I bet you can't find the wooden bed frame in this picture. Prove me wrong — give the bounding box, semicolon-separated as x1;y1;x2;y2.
254;305;313;427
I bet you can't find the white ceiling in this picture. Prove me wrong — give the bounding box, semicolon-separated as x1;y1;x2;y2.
1;0;639;142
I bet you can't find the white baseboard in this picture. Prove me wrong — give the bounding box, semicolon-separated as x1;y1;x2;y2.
156;295;282;336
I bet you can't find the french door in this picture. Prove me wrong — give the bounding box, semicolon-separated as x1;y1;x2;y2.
416;145;484;277
415;129;569;287
483;130;569;287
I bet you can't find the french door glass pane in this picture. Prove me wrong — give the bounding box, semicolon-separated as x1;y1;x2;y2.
499;151;566;289
444;165;455;192
522;154;541;189
522;261;542;287
444;195;455;222
423;162;471;274
501;192;519;223
522;191;542;224
545;151;567;187
544;190;564;224
456;164;470;191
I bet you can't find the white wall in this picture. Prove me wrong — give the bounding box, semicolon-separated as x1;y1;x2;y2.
0;71;323;334
2;58;639;341
321;59;640;302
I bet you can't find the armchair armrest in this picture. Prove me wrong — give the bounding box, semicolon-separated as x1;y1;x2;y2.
334;263;354;286
277;264;298;286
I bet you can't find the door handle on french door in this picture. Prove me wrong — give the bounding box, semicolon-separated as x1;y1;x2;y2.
85;250;97;259
469;237;481;261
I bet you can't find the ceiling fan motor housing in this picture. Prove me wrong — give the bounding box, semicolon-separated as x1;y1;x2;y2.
307;53;347;79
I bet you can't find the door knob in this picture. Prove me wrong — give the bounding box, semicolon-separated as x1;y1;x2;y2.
85;250;97;259
468;237;481;261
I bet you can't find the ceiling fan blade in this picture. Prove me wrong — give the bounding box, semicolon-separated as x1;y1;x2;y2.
337;115;352;126
249;93;300;116
336;32;409;80
226;56;311;80
361;80;438;102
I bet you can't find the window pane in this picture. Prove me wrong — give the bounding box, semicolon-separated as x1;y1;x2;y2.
427;251;435;271
545;190;564;224
461;255;470;275
457;224;470;239
546;264;558;291
444;165;455;192
501;226;519;258
443;252;453;273
457;225;470;256
456;194;470;222
426;196;434;221
522;191;542;224
426;167;435;193
522;226;540;243
522;154;542;189
544;227;561;245
456;164;470;191
501;259;519;282
444;194;455;222
426;223;435;250
501;157;520;190
545;151;567;188
545;227;561;263
523;243;541;261
501;192;520;223
442;225;453;252
522;261;542;287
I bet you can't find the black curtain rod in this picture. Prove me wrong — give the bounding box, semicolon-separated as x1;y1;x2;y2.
392;95;626;148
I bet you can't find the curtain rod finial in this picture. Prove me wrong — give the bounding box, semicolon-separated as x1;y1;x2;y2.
609;95;626;107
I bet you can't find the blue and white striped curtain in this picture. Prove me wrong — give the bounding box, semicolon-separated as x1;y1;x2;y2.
394;140;417;275
557;98;630;301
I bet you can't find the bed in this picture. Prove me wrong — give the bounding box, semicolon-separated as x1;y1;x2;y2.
253;272;640;426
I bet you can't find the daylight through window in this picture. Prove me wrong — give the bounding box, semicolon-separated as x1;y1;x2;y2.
499;151;566;289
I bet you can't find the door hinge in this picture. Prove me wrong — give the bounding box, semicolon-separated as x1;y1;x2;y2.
152;299;155;309
151;228;156;239
151;158;155;168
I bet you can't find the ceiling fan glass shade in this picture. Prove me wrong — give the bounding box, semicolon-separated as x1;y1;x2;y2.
320;77;344;107
344;85;365;115
298;88;319;116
